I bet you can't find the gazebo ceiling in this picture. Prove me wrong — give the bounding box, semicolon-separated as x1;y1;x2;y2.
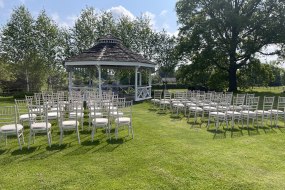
65;34;156;68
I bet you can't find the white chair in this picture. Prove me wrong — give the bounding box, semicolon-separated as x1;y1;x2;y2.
114;101;134;140
0;106;24;150
240;96;259;133
255;96;275;129
159;90;172;111
15;99;36;124
269;96;285;128
27;104;52;148
59;102;81;145
91;101;110;142
151;90;162;106
187;94;204;126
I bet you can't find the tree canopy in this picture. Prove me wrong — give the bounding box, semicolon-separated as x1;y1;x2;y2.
176;0;285;91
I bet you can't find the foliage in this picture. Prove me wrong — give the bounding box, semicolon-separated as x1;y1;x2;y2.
176;0;285;91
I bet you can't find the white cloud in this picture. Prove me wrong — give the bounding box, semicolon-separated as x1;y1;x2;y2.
108;5;135;20
0;0;4;8
51;12;70;28
142;11;156;28
160;10;168;17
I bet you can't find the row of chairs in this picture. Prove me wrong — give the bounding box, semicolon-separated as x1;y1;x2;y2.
151;90;285;136
0;91;134;150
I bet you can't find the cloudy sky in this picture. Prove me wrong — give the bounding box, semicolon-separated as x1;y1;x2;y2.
0;0;178;35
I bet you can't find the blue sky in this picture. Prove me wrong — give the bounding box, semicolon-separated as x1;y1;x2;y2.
0;0;179;35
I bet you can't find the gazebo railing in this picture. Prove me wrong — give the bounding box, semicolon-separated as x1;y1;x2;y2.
136;86;152;101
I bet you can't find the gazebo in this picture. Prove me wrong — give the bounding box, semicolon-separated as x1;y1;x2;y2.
65;34;156;101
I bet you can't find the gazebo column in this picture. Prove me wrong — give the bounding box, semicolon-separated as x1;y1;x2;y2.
139;71;142;86
148;69;152;87
97;65;102;97
68;69;73;93
135;66;138;101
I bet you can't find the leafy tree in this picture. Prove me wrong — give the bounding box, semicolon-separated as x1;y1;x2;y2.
1;5;36;91
176;0;285;91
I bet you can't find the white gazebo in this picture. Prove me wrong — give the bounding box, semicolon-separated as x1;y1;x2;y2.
65;35;156;101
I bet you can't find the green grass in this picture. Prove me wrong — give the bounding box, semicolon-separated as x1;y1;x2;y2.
1;93;285;189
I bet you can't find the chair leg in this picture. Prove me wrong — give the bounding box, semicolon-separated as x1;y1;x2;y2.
59;129;63;145
17;134;22;150
28;130;32;149
76;130;81;144
91;126;96;142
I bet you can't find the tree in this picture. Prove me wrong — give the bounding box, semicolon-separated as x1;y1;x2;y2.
1;5;35;91
176;0;285;91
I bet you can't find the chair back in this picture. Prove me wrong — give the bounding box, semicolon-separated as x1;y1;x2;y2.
0;106;18;129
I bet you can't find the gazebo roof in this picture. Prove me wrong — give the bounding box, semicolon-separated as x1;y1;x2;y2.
65;34;156;68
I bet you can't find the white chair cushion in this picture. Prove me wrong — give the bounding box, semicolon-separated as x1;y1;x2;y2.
48;112;59;118
110;111;124;116
255;110;270;115
20;113;36;120
69;112;84;118
209;112;225;116
268;109;284;114
31;122;51;130
62;120;79;128
89;112;103;117
1;124;23;132
92;118;108;125
240;110;256;116
203;106;217;111
226;111;241;116
189;106;203;111
115;117;131;124
185;102;196;107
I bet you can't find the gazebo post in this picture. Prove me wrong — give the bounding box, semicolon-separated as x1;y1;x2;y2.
148;69;152;87
139;71;142;86
135;66;138;101
68;69;73;93
97;65;102;97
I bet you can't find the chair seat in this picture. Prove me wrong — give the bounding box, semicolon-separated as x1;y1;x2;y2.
240;110;256;116
90;107;101;111
151;99;160;103
185;102;196;107
0;124;23;132
268;109;284;114
229;105;243;111
89;112;103;117
203;106;217;111
160;100;170;104
110;111;124;117
255;110;271;115
62;120;79;128
115;117;131;124
31;122;51;130
189;106;203;111
92;118;108;125
209;112;225;116
226;111;241;116
47;112;60;118
69;112;84;118
20;113;36;120
173;103;184;108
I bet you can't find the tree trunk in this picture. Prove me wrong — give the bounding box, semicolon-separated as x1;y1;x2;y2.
228;66;237;92
25;69;30;92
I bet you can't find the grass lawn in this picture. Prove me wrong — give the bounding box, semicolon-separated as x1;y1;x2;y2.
1;93;285;189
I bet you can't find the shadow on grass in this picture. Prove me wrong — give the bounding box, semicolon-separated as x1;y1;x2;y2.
46;144;68;151
278;126;285;133
224;128;243;138
207;129;226;139
11;147;37;155
0;149;7;155
81;140;100;146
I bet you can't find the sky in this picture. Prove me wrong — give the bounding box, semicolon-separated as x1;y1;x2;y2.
0;0;179;35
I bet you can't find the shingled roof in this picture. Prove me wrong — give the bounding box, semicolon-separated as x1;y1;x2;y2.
65;34;155;67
